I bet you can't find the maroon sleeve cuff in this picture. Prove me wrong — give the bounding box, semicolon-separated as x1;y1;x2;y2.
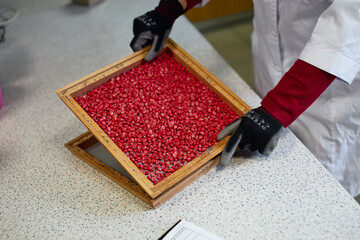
185;0;203;12
261;59;336;128
155;0;185;23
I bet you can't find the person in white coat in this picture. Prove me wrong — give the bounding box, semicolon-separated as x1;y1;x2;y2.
130;0;360;197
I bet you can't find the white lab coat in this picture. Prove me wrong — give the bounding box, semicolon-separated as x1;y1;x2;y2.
252;0;360;197
198;0;360;196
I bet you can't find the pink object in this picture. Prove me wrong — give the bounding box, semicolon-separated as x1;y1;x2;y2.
0;86;3;109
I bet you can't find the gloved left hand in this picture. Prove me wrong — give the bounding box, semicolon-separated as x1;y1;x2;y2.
217;59;335;166
217;107;284;165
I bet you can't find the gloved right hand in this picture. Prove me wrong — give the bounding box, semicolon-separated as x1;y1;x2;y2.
130;11;173;61
130;0;185;61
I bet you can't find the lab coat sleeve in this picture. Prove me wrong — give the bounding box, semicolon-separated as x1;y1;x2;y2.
299;1;360;84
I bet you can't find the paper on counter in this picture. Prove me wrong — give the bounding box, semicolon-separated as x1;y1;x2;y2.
161;220;224;240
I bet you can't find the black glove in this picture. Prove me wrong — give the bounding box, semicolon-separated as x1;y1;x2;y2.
130;0;184;61
217;107;284;165
130;11;172;61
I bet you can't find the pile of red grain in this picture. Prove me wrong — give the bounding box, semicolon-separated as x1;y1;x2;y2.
75;53;238;184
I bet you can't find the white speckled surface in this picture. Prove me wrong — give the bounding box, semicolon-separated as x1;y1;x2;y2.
0;0;359;239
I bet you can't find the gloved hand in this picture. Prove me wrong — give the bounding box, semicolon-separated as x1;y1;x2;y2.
217;59;336;166
217;107;284;165
130;0;184;61
130;11;172;61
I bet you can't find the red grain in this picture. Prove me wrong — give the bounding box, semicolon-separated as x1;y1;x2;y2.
75;53;238;185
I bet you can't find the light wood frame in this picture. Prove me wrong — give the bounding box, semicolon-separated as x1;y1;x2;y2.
56;39;251;207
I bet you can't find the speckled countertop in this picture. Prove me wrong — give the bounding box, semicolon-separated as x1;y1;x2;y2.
0;0;359;239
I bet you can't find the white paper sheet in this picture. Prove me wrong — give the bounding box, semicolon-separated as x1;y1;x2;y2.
161;220;224;240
